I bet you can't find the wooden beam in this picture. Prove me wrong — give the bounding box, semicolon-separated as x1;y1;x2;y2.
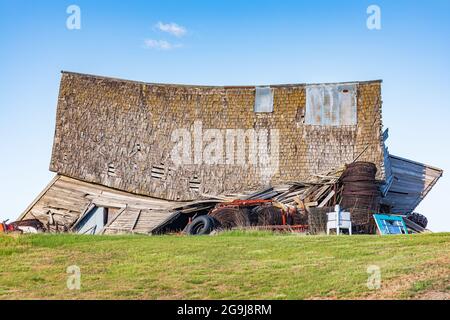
101;207;126;234
305;201;318;207
70;202;94;231
131;210;142;231
318;190;335;208
18;175;60;220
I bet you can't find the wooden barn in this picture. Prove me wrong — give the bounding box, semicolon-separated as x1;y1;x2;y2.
18;72;443;234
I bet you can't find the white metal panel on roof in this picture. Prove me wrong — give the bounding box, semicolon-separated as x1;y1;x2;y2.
305;84;357;126
254;87;274;113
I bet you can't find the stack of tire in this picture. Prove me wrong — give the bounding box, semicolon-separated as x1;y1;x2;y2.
185;203;287;235
340;162;380;228
186;206;252;235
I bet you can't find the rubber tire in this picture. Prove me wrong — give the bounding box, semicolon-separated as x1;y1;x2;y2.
186;215;215;235
406;212;428;228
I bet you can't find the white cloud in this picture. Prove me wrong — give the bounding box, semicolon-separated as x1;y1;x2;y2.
155;22;187;37
144;39;182;50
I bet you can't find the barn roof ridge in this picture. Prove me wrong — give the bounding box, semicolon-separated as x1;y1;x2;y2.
61;70;383;89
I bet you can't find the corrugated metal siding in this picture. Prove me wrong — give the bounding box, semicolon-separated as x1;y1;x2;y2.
305;84;357;126
381;155;443;214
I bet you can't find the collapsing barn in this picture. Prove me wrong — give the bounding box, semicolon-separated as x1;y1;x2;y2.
18;72;442;235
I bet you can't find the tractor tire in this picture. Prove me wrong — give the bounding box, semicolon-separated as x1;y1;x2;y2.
406;212;428;228
186;215;216;235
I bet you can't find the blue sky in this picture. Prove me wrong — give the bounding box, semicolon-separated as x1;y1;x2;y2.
1;0;449;231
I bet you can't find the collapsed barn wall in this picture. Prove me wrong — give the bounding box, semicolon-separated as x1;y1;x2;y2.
19;175;183;234
49;72;385;201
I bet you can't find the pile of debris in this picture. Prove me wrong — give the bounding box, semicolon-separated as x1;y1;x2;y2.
7;162;430;236
156;162;429;236
156;166;342;234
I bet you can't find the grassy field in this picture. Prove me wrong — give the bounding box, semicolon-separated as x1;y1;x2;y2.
0;231;449;299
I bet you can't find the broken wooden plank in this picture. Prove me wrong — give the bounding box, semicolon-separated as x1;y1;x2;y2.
101;207;126;234
70;202;94;231
131;210;142;231
305;201;318;207
318;190;335;208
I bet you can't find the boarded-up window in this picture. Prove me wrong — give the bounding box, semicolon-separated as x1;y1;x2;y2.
305;84;357;125
254;87;274;113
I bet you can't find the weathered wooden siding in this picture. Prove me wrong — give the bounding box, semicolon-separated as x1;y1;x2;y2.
19;175;182;233
49;72;385;201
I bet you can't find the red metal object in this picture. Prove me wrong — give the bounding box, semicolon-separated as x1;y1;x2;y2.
209;200;310;232
246;224;309;233
0;220;19;233
289;225;309;232
216;199;272;208
281;212;286;225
